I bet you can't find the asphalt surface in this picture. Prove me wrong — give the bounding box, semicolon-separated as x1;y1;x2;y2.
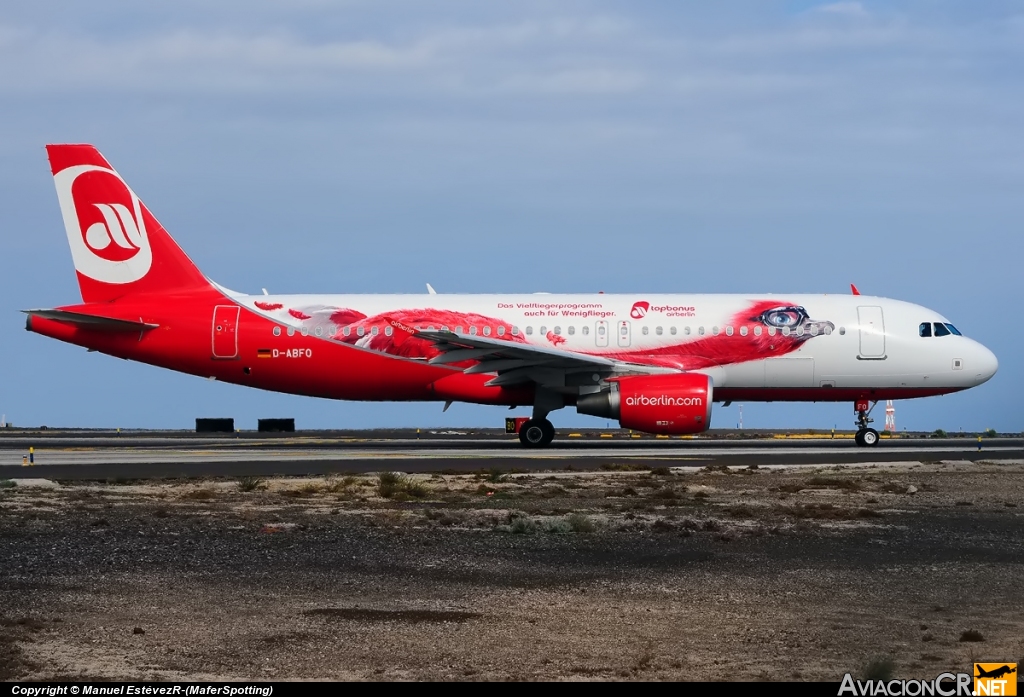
0;431;1020;480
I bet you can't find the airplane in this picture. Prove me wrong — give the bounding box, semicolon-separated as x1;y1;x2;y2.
24;144;999;447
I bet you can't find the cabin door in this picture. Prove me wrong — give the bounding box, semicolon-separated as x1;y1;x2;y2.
212;305;240;359
857;306;886;359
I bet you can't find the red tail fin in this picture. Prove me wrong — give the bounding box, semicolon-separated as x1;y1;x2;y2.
46;144;210;303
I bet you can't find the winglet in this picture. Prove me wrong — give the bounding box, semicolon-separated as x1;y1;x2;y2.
850;283;861;296
426;283;437;295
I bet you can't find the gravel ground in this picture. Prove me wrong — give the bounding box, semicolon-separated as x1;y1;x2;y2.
1;461;1023;681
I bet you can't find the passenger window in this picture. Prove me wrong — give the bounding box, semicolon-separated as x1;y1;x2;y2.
933;322;951;337
597;325;605;336
540;326;547;335
698;327;705;336
712;326;720;335
754;326;762;336
782;327;791;336
919;322;932;338
371;326;379;336
384;326;393;337
327;324;337;336
656;326;663;336
739;326;748;337
568;326;575;335
642;326;649;335
554;326;561;335
315;326;323;337
582;326;590;336
768;327;776;336
357;326;365;337
301;327;309;337
670;326;677;335
823;325;832;335
342;326;350;337
273;326;281;337
725;326;733;336
945;323;962;336
287;327;295;337
497;326;505;336
511;326;518;336
684;327;691;335
839;327;846;335
469;326;478;336
483;326;491;336
525;326;533;335
455;326;463;334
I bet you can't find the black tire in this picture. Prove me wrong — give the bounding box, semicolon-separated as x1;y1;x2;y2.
861;428;880;447
539;419;555;446
519;419;548;447
855;429;866;447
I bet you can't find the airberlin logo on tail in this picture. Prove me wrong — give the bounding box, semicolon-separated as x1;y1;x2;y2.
53;164;152;284
630;301;650;319
84;203;144;259
626;394;703;407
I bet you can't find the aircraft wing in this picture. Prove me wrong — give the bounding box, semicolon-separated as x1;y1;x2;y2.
415;329;673;387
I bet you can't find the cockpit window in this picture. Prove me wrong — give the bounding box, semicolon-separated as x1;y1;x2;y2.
919;322;932;338
933;322;951;337
945;323;962;336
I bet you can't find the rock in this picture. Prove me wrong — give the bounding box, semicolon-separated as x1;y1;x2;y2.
906;485;918;495
133;627;145;635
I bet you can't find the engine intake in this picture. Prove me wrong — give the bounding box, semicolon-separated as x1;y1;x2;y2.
577;373;713;435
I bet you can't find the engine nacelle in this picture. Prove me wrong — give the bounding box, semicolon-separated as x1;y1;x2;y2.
576;373;713;435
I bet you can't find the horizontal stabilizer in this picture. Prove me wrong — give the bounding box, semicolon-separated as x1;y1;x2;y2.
23;309;159;332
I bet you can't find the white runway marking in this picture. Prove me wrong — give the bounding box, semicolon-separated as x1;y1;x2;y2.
2;445;1019;466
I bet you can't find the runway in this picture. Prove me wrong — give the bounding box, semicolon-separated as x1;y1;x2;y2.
1;431;1020;480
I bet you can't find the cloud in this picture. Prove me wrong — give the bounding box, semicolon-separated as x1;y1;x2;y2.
497;68;647;95
813;2;869;18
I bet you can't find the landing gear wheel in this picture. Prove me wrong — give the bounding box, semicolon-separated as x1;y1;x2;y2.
855;428;879;447
539;419;555;446
519;418;555;447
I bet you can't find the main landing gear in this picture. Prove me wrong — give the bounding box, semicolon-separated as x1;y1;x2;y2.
854;399;880;447
519;418;555;447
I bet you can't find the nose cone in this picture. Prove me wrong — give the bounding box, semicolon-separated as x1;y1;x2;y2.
971;341;998;385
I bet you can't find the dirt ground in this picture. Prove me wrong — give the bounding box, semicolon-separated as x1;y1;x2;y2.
2;460;1023;681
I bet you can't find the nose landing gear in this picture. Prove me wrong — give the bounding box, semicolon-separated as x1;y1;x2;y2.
854;399;880;447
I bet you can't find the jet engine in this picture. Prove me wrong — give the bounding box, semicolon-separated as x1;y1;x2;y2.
576;373;713;435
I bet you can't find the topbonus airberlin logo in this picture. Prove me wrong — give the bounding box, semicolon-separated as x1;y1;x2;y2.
53;164;152;284
626;394;703;407
630;301;650;319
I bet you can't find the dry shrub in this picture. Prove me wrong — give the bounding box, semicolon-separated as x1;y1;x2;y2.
180;489;216;501
781;503;883;520
378;472;428;500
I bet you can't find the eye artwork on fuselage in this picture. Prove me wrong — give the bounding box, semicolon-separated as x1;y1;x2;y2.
256;300;835;371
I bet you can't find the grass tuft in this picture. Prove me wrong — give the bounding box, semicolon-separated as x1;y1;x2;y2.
237;476;266;492
567;513;595;533
959;629;984;642
378;472;428;500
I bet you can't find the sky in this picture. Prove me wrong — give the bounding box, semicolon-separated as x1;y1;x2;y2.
0;1;1021;432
